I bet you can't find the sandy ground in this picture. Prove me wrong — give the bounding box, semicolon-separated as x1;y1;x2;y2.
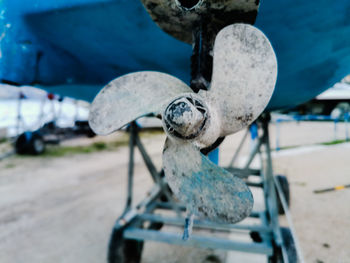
273;144;350;263
0;121;349;263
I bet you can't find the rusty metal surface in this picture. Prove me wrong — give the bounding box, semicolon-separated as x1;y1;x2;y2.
140;0;259;43
89;24;276;224
163;138;253;223
90;24;276;143
88;71;192;135
161;24;277;147
200;23;277;136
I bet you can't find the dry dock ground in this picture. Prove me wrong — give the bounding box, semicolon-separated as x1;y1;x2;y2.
0;121;349;263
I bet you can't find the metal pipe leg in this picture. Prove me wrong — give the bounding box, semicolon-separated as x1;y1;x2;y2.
123;122;137;213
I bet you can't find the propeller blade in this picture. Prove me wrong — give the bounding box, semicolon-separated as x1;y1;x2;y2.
163;138;253;223
89;71;192;135
202;23;277;136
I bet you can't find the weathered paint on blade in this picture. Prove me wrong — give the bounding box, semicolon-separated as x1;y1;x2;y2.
140;0;259;43
89;71;192;135
204;24;277;136
163;139;253;223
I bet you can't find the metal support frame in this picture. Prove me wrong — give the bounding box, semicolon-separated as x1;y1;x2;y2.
109;114;300;262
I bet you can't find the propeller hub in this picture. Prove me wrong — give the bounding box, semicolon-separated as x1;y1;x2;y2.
164;96;208;140
175;0;202;10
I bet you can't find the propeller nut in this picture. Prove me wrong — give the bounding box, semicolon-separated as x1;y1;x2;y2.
164;96;208;140
175;0;202;10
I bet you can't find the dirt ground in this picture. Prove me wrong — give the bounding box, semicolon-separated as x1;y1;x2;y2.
0;121;349;263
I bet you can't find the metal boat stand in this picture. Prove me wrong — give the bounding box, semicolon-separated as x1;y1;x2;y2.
107;114;301;263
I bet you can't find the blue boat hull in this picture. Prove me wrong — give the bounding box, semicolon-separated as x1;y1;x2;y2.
1;0;350;110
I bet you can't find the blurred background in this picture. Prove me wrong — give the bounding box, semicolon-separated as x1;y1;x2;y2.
1;1;350;263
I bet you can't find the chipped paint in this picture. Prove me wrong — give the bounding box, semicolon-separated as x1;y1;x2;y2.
89;24;277;224
200;23;277;136
140;0;259;43
163;95;207;139
90;24;277;146
88;71;192;135
163;138;253;223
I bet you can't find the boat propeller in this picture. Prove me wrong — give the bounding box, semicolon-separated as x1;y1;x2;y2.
89;23;277;224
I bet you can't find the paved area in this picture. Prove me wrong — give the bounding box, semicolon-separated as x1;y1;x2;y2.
0;121;349;262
